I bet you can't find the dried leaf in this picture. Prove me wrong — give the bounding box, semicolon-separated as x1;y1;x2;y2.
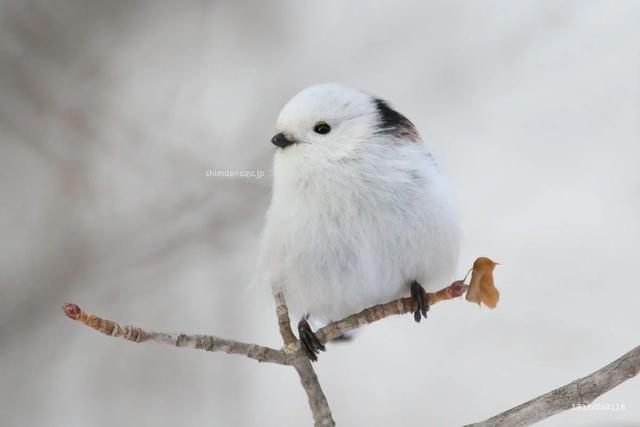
465;257;500;309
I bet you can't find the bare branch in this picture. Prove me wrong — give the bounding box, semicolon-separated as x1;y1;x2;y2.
63;281;639;427
62;303;290;365
465;345;640;427
316;280;468;344
61;282;467;427
270;293;336;426
293;357;336;427
273;290;299;350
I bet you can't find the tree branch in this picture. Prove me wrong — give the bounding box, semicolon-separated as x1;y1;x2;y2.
271;291;336;426
272;290;300;351
465;345;640;427
292;357;336;427
62;281;469;427
316;280;468;343
62;303;290;365
63;278;639;427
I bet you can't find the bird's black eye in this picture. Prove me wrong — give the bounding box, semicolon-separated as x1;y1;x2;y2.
313;121;331;135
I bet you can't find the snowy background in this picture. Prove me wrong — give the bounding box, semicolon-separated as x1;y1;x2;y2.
1;1;639;426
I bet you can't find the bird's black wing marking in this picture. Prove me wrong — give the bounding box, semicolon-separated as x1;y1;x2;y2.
373;98;420;142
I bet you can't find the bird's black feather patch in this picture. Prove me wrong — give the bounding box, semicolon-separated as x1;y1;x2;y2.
373;98;420;142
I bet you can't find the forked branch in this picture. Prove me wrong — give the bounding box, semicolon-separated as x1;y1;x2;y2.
63;280;639;427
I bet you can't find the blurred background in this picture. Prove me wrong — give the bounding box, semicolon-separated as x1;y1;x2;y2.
1;1;639;426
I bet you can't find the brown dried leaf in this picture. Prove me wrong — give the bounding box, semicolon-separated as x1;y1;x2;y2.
465;257;500;309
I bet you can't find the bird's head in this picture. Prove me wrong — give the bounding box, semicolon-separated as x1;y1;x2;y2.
271;83;419;163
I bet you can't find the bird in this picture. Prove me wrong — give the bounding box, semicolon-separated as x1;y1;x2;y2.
258;83;460;360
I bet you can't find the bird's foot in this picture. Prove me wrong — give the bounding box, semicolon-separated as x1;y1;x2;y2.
410;281;430;322
298;317;326;362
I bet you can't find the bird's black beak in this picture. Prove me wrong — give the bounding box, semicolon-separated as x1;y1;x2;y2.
271;132;294;149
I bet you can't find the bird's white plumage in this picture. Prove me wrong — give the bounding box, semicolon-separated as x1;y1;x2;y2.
258;83;460;325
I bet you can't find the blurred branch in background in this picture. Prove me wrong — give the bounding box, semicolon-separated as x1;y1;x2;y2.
466;345;640;427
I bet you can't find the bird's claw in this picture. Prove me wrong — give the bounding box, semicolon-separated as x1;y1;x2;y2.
298;317;326;362
410;281;429;322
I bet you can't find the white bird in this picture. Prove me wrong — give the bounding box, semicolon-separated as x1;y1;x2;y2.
258;83;460;360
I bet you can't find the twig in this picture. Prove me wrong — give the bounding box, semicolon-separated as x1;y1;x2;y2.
465;345;640;427
293;358;335;427
316;280;468;343
63;281;639;426
271;291;336;427
273;290;299;351
62;303;290;365
62;281;466;427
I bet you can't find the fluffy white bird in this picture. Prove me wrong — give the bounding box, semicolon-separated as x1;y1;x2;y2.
258;83;460;360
